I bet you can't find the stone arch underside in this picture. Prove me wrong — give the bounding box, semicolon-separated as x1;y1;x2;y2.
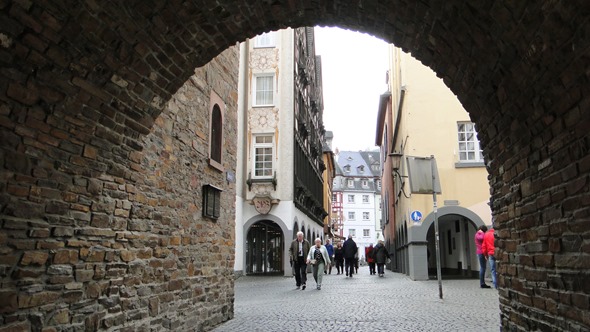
1;1;590;331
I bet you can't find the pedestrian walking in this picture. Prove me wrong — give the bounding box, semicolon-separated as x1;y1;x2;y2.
289;231;311;290
306;238;332;290
373;240;390;277
334;242;344;274
481;227;497;289
475;225;491;288
324;239;334;274
342;235;357;277
354;246;359;274
365;244;376;275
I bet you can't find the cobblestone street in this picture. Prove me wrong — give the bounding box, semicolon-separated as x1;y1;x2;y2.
214;268;500;331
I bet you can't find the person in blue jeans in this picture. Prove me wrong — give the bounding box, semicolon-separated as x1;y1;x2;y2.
481;228;497;289
324;239;334;274
474;225;491;288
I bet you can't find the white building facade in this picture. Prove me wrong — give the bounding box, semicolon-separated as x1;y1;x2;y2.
235;28;327;276
333;151;382;261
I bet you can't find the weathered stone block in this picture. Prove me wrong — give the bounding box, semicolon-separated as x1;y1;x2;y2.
18;291;60;309
77;228;116;238
75;269;94;282
47;264;73;275
20;251;48;266
119;250;135;262
36;241;65;250
28;228;50;238
0;321;31;332
48;309;70;325
80;249;106;262
0;291;18;313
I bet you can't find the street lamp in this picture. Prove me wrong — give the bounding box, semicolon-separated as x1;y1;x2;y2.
389;152;403;171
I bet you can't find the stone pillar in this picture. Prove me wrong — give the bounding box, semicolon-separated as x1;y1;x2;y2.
407;242;429;281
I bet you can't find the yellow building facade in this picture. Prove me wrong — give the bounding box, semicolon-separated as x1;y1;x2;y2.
378;46;492;280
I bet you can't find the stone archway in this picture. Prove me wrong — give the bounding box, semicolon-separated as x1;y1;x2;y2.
1;1;589;330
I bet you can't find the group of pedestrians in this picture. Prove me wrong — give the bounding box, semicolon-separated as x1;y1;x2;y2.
289;233;392;290
475;225;497;289
291;224;497;292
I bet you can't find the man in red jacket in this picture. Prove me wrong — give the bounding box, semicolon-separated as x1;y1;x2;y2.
481;228;497;289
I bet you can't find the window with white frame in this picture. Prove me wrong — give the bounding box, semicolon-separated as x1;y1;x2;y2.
254;31;276;48
332;193;337;202
347;179;354;188
253;135;273;178
362;195;369;203
253;74;274;106
347;195;355;203
362;179;368;188
458;122;484;162
363;212;370;220
363;229;370;237
349;229;356;237
348;212;355;220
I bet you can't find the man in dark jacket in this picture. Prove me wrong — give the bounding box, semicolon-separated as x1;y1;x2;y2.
289;231;311;290
342;235;357;277
374;240;391;277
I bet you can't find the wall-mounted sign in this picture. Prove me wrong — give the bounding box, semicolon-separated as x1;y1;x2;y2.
226;171;235;183
410;210;423;223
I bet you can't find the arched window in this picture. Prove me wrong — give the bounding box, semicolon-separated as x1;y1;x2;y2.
210;104;222;163
209;91;224;171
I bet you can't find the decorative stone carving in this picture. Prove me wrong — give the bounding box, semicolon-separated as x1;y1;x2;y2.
252;195;272;214
250;48;279;70
248;107;279;131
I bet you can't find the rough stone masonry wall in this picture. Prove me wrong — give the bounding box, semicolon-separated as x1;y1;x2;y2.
0;43;239;331
1;1;590;332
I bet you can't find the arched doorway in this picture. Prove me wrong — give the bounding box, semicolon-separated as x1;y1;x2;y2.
407;206;485;281
246;220;284;275
425;215;479;279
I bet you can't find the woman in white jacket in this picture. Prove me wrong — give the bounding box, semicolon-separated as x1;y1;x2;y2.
306;238;332;290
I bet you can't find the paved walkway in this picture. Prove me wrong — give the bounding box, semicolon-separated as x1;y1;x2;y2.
213;268;500;331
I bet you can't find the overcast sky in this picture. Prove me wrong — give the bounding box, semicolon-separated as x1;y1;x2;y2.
314;27;390;152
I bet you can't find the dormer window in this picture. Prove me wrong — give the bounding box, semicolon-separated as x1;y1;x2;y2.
357;165;365;173
343;165;351;173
